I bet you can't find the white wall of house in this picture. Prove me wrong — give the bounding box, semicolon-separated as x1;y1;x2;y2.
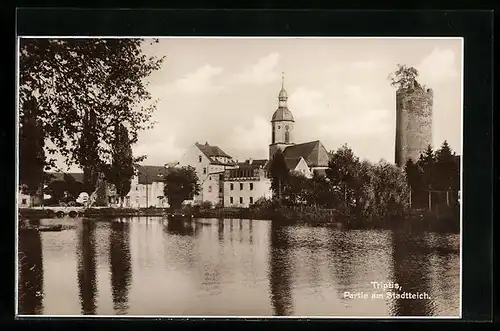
125;175;168;208
293;157;313;178
223;170;272;208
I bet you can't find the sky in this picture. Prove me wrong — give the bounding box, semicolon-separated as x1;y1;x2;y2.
51;37;463;171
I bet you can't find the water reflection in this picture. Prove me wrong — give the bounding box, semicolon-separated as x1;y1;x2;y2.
328;231;357;297
109;219;132;314
166;219;195;236
18;230;44;315
217;218;224;243
268;223;294;316
18;217;460;317
77;221;98;315
390;231;433;316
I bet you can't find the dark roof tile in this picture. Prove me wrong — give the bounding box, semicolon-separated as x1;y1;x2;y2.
283;140;330;167
136;165;172;184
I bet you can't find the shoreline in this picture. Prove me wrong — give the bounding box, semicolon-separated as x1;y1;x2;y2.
19;205;460;234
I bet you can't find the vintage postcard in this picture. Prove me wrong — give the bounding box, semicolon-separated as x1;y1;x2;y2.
16;36;462;318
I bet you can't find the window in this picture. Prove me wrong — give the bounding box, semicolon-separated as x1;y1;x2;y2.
230;183;234;190
22;198;27;205
240;183;243;190
239;197;243;204
136;186;138;191
209;176;212;180
285;130;290;143
249;197;253;204
203;167;207;174
199;155;202;162
230;197;233;204
208;186;212;192
250;183;254;190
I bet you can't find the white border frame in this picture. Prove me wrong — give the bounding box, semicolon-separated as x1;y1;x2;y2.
15;36;464;320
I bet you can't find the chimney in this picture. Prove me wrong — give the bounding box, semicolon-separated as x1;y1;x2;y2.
248;158;253;164
205;141;209;146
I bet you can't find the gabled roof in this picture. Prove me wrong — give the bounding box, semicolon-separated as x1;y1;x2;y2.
284;157;303;171
283;140;330;168
46;172;84;183
136;165;172;184
196;142;231;158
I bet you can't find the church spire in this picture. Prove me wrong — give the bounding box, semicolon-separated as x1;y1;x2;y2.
278;72;288;105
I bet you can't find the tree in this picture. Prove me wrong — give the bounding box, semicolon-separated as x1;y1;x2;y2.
326;144;360;211
269;149;289;201
163;166;200;210
108;123;135;207
282;171;308;206
304;172;336;208
388;64;422;90
19;97;45;204
19;38;164;192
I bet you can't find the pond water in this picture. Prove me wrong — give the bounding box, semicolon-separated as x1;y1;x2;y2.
17;217;460;317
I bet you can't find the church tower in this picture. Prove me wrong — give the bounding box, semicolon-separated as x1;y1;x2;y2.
269;73;295;160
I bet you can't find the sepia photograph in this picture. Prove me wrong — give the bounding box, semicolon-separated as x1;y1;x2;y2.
16;37;462;318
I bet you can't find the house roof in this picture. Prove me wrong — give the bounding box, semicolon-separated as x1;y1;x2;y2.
196;142;232;158
46;172;84;183
284;157;302;171
225;168;259;179
271;106;294;122
283;140;330;168
238;159;268;169
136;165;172;184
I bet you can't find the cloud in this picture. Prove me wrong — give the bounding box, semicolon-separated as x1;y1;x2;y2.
319;108;390;137
236;53;280;84
288;87;329;118
133;134;185;165
418;48;458;86
228;117;269;156
350;60;377;70
170;64;224;94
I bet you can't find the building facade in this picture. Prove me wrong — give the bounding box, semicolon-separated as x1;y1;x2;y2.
395;86;433;167
125;165;172;208
223;166;272;208
178;142;238;206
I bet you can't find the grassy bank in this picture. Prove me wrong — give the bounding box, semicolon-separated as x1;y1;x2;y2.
19;204;459;233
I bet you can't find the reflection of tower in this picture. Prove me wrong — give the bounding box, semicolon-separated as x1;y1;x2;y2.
109;220;132;314
269;73;295;160
18;230;44;315
268;222;294;316
390;231;433;316
395;86;433;166
217;218;224;243
77;221;98;315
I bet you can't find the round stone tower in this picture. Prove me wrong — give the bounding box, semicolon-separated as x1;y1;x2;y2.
269;73;295;160
395;86;433;167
